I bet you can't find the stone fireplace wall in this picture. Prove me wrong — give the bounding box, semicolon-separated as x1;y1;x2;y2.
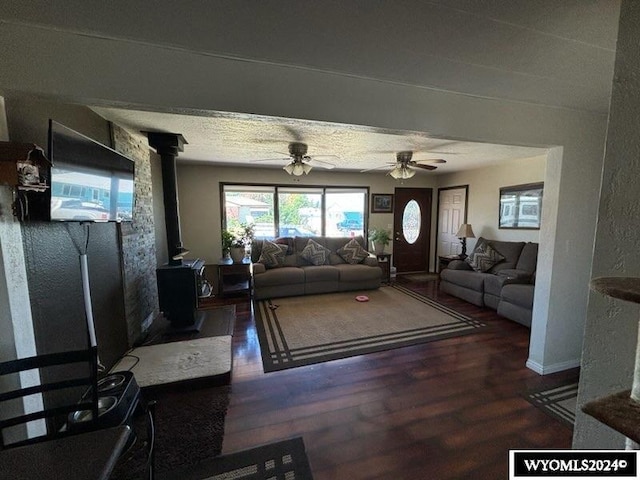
112;125;159;345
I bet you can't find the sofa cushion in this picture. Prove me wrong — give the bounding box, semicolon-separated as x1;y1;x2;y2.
253;266;305;287
257;241;288;268
440;268;489;290
465;243;505;272
337;238;369;264
484;274;508;297
500;283;535;309
300;239;331;265
335;264;382;282
516;242;538;273
486;240;525;272
302;265;340;282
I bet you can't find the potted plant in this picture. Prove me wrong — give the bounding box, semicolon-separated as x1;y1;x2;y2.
369;227;391;255
221;229;235;260
229;236;246;263
224;223;255;263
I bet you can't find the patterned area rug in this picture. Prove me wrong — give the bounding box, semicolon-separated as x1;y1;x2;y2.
158;437;314;480
524;382;578;427
255;284;486;372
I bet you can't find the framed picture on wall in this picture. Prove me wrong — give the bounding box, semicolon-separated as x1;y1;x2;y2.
499;182;544;229
371;194;393;213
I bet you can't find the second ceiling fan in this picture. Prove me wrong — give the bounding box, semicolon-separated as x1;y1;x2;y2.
251;142;337;176
361;151;446;179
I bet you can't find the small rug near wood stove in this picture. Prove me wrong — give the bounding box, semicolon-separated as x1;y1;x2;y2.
255;284;485;372
524;382;578;428
158;437;314;480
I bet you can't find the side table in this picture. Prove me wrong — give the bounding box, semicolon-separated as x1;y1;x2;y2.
376;253;392;284
438;255;462;273
217;258;252;298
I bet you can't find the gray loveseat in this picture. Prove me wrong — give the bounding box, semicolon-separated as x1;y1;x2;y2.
439;237;537;327
251;235;382;300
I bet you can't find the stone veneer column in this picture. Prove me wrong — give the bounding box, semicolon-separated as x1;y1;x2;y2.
111;125;159;346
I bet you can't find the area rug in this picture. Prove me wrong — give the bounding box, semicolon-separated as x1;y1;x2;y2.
524;382;578;427
255;284;485;372
110;385;231;480
158;437;314;480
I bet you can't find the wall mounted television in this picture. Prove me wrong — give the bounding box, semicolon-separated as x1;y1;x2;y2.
48;120;135;222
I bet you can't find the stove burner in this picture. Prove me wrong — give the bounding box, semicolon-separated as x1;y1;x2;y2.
98;373;126;393
69;396;118;424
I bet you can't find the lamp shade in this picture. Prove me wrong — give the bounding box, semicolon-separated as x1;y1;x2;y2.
455;223;475;238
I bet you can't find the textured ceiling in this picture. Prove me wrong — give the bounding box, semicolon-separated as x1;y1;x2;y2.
92;107;548;174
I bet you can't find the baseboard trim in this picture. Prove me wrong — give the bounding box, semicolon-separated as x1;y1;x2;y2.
526;357;581;375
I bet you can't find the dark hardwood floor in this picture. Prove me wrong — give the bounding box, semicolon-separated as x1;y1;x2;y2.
218;276;577;480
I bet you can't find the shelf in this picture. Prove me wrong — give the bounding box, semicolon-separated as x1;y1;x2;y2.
582;390;640;444
590;277;640;305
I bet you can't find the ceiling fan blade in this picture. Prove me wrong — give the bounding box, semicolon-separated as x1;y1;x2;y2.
308;157;337;169
250;157;289;163
414;158;446;164
412;163;437;171
360;165;393;173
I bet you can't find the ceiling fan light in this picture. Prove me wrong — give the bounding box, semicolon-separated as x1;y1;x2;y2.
404;167;416;179
283;163;294;174
302;163;312;174
389;167;402;179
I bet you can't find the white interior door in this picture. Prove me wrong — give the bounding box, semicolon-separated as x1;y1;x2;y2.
437;187;467;257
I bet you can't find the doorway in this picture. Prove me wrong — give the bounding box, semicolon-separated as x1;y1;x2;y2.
436;186;468;262
393;188;432;273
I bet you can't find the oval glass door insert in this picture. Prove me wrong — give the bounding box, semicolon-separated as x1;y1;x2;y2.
402;200;421;244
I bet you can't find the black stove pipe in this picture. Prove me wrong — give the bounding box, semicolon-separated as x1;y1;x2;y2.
145;132;188;265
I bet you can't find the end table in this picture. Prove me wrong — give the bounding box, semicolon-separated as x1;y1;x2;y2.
376;253;392;284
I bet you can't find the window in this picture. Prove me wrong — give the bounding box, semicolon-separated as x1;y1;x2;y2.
224;185;276;239
278;188;322;237
222;184;367;239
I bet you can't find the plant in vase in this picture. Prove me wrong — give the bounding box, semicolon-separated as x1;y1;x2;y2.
229;236;246;263
221;229;235;260
369;227;391;255
224;223;255;263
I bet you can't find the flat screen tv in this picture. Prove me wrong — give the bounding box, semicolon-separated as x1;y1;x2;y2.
48;120;135;222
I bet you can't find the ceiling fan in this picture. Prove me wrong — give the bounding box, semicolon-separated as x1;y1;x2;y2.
251;142;337;176
361;151;446;179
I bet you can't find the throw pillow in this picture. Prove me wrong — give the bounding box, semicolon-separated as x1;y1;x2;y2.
300;238;330;266
273;236;294;255
465;243;505;272
258;241;288;268
337;238;369;264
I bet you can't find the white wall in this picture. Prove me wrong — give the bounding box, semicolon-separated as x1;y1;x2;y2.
436;155;546;252
574;0;640;449
0;19;611;376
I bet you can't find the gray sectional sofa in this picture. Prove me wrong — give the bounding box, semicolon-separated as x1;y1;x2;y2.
439;237;537;327
251;235;382;300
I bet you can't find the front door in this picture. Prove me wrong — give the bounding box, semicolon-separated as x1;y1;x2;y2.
393;188;432;273
437;186;468;257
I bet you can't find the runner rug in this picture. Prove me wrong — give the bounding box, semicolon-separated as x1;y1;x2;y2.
255;284;485;372
158;437;313;480
524;382;579;427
